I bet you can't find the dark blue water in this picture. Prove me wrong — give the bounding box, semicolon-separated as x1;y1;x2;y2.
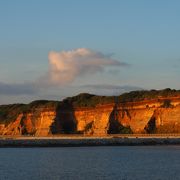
0;146;180;180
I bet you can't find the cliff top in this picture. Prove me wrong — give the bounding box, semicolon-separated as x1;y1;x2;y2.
118;88;180;102
62;88;180;107
0;88;180;125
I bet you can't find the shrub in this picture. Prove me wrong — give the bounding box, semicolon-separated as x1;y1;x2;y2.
160;99;173;108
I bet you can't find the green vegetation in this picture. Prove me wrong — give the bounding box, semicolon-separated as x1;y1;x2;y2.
160;99;174;108
0;104;26;125
118;88;180;102
63;93;114;107
118;125;133;134
108;119;133;134
24;100;59;112
62;88;180;107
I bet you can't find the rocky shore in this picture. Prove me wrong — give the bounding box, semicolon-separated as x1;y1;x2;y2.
1;136;180;147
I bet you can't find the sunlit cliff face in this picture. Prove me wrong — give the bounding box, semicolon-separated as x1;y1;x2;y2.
0;95;180;136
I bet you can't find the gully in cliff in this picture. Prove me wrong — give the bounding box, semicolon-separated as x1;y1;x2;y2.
0;89;180;139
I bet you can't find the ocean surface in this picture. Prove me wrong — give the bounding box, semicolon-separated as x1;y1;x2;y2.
0;146;180;180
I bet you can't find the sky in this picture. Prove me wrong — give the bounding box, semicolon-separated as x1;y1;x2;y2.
0;0;180;104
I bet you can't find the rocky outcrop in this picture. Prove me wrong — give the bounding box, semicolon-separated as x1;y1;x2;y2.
117;98;180;133
74;104;114;135
0;90;180;136
0;109;56;136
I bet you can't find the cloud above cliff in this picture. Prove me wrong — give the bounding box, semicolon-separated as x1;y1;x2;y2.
0;48;131;103
46;48;129;85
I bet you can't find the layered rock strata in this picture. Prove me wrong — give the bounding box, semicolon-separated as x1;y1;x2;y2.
0;92;180;136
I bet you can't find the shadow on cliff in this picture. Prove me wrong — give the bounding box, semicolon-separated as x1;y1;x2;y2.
144;108;180;134
107;106;133;134
144;116;156;133
50;101;77;134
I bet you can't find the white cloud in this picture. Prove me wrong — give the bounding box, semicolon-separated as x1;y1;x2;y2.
47;48;129;85
0;48;131;104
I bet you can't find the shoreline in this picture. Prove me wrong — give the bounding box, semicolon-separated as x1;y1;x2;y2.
1;136;180;147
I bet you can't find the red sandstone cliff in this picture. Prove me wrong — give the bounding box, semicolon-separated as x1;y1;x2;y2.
0;89;180;136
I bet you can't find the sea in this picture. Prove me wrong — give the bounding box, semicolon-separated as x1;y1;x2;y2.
0;146;180;180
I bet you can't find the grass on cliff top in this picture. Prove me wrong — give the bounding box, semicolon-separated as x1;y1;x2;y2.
62;88;180;107
118;88;180;102
0;104;26;125
27;100;59;109
62;93;114;107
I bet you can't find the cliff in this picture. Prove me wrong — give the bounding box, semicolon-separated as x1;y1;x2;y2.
0;89;180;136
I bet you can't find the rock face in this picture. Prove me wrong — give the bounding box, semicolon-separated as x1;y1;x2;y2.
0;109;56;136
74;104;114;135
0;90;180;136
116;98;180;133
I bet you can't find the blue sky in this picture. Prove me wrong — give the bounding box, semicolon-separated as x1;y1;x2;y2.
0;0;180;104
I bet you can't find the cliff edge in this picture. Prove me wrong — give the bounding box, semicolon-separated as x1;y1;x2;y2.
0;88;180;136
